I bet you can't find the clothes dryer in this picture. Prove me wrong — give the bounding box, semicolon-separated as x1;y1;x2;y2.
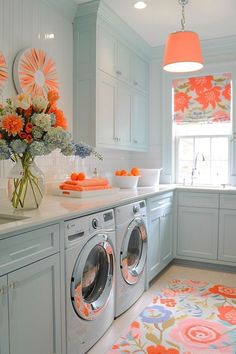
115;200;148;317
64;209;115;354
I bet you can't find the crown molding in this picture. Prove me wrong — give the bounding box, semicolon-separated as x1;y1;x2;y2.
42;0;77;22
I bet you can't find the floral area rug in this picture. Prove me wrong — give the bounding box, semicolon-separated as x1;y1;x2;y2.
108;279;236;354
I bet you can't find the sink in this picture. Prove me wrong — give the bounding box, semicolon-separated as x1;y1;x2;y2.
0;214;30;225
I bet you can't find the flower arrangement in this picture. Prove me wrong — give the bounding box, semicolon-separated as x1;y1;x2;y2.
0;90;102;209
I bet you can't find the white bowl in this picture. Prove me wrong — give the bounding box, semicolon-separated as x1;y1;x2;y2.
114;175;139;189
138;168;162;187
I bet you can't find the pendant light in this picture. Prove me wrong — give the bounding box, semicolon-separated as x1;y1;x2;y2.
163;0;203;73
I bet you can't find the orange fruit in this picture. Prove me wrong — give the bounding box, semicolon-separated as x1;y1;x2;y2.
71;172;78;181
120;169;128;176
131;167;140;176
78;172;86;180
115;170;121;176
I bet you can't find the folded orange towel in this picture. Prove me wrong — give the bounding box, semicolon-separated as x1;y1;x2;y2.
64;178;109;187
59;183;111;192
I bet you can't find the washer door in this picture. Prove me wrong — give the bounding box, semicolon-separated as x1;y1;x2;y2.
120;217;147;285
71;233;114;321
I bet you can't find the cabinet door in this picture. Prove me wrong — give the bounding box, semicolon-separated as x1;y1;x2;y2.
133;55;148;91
8;254;61;354
160;206;173;266
177;206;218;260
132;91;148;150
218;209;236;263
97;72;116;146
116;82;132;147
117;41;131;83
98;26;116;77
0;275;9;354
147;213;161;282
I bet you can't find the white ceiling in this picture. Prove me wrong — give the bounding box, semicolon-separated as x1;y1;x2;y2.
74;0;236;47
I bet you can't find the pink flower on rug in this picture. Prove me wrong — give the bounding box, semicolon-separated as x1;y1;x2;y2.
186;280;209;287
160;298;176;307
147;344;179;354
169;318;231;353
209;285;236;299
218;306;236;325
129;320;141;339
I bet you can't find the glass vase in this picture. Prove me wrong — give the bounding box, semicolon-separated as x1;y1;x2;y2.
8;159;45;209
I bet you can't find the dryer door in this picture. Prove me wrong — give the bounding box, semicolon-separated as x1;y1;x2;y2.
120;217;147;284
71;233;114;321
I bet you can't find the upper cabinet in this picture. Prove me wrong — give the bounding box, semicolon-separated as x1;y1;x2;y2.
74;1;150;151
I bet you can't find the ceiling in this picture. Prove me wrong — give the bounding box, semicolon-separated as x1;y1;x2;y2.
74;0;236;47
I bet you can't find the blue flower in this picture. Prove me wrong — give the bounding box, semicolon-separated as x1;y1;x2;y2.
0;140;11;160
29;141;49;156
74;142;93;159
10;139;27;154
139;305;172;324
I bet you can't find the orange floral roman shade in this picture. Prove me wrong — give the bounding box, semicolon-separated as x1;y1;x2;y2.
173;73;231;124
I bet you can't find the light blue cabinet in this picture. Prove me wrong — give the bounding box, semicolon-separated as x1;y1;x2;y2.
218;209;236;263
147;193;173;283
8;254;61;354
0;275;9;354
132;91;148;150
74;2;150;151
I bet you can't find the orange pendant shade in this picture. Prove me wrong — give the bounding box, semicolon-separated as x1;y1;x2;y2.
163;31;203;73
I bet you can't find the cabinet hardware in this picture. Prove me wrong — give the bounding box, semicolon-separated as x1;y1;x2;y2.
9;282;16;290
116;70;122;75
0;287;4;295
133;139;138;144
134;81;138;86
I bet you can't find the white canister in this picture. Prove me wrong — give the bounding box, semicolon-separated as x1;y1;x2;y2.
138;168;162;187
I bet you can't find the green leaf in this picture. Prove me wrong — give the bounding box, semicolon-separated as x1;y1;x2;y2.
178;83;189;89
214;78;225;82
145;333;160;345
217;103;226;109
232;299;236;305
162;317;175;330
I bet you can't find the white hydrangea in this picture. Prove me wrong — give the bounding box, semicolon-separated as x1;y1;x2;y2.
32;95;48;112
32;113;52;131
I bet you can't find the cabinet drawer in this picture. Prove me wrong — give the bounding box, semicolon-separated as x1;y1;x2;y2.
220;194;236;210
0;224;59;275
178;192;219;208
149;192;173;211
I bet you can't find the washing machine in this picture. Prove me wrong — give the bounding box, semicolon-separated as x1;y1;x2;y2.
115;200;148;317
64;209;115;354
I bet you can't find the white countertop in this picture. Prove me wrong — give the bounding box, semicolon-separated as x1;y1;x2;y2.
1;183;236;238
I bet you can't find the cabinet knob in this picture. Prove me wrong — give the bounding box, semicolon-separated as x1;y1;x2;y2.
134;81;138;86
0;287;4;295
133;139;138;144
116;70;122;76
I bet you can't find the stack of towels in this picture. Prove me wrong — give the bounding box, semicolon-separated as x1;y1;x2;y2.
59;178;111;192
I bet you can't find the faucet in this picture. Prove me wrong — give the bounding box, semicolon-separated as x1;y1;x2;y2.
191;152;205;185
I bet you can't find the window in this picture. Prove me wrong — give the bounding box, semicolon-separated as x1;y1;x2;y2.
173;73;232;185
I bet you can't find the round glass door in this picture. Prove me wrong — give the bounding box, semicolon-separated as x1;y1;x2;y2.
71;234;114;321
120;218;147;284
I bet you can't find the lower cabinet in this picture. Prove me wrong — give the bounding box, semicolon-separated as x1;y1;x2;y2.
147;193;173;283
218;209;236;262
0;275;9;354
0;254;61;354
177;206;218;260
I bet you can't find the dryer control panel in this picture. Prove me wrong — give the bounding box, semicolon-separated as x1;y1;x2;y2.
64;209;115;248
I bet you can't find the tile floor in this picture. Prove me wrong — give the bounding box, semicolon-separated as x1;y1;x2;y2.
87;263;236;354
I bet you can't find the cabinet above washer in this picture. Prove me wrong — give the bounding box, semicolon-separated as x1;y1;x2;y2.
73;1;150;152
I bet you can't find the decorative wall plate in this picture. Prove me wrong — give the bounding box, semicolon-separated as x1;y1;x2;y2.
0;52;8;93
13;48;59;97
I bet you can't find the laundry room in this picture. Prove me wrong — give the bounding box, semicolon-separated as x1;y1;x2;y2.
0;1;236;354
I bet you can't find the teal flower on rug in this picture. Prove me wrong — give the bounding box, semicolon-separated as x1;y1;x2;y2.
108;280;236;354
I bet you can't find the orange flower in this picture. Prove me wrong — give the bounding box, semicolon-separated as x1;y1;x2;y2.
2;114;23;136
19;132;27;139
24;106;33;118
147;344;179;354
187;75;213;94
130;321;140;329
209;285;236;299
48;90;59;105
222;83;231;101
174;92;191;112
26;134;33;144
0;133;3;139
218;306;236;325
160;298;176;307
196;86;221;109
25;122;33;133
49;106;68;130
